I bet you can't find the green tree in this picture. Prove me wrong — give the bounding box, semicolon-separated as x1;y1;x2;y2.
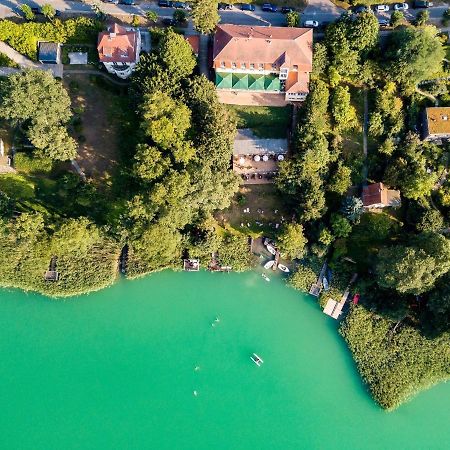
415;208;444;232
289;265;317;292
376;233;450;294
331;86;357;131
158;29;196;81
390;11;404;28
192;0;220;34
312;43;328;75
146;11;158;23
0;191;14;218
386;26;444;89
415;10;429;27
328;163;352;195
0;70;72;126
19;4;35;21
278;223;308;259
13;212;45;242
331;214;352;238
319;227;334;245
286;11;299;27
173;9;187;23
27;123;77;161
41;4;56;21
341;196;364;223
133;144;171;183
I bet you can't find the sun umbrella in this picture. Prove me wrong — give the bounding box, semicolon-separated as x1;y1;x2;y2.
277;154;284;161
254;155;261;162
262;155;268;162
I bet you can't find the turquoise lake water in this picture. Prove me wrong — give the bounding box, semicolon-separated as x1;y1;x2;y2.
0;270;449;450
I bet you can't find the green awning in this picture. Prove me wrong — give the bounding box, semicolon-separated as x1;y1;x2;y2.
264;75;281;91
215;72;232;89
248;74;265;91
232;73;248;89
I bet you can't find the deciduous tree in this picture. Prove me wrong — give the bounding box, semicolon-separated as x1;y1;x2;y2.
278;223;308;259
192;0;220;34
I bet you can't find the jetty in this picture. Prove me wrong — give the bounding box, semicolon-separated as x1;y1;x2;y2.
44;256;59;282
323;273;358;320
309;262;327;297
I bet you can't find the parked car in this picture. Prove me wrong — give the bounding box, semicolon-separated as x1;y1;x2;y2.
104;0;119;4
173;1;190;9
393;2;409;10
120;0;135;4
158;0;173;6
162;18;177;26
281;6;295;13
218;3;233;9
413;0;433;7
378;18;390;27
353;5;370;13
375;4;390;12
303;20;319;28
262;3;278;12
241;4;256;11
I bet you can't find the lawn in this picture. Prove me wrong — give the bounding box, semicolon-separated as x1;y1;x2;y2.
216;184;290;238
227;105;291;138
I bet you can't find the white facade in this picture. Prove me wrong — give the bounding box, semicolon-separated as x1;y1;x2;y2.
102;28;141;80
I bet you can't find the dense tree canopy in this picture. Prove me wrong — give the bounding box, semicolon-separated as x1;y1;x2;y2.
278;223;308;259
376;233;450;294
191;0;220;34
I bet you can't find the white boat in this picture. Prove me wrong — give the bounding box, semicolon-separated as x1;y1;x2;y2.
266;244;277;255
261;273;270;282
323;277;329;291
251;353;264;367
278;264;290;273
264;260;275;270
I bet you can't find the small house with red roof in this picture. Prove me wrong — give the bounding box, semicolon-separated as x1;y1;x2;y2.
97;24;141;79
362;182;401;209
213;24;312;103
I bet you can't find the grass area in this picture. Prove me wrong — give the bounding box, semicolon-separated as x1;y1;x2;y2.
341;88;365;185
216;184;290;238
227;105;291;138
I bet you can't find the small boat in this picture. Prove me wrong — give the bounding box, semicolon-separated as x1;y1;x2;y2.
266;244;277;255
323;277;329;291
278;264;290;273
251;353;264;367
261;273;270;282
264;260;275;270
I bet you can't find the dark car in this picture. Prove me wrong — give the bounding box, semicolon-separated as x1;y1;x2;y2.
162;18;177;26
262;3;278;12
173;1;190;9
241;4;256;11
31;6;61;16
413;0;433;7
353;5;369;13
218;3;233;9
158;0;173;6
281;6;295;13
120;0;135;4
378;18;390;27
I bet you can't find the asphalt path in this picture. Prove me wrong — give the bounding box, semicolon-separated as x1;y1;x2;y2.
0;0;448;29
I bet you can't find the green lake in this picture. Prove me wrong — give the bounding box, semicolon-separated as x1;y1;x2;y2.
0;271;449;450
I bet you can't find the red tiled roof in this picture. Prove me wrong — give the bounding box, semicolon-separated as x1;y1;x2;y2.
185;35;200;56
362;182;388;207
213;25;312;71
285;71;309;94
97;24;137;63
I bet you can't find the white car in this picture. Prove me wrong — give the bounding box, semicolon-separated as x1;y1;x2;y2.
394;3;409;10
376;4;390;12
303;20;319;28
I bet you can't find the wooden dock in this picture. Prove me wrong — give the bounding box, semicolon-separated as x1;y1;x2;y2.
309;262;327;297
323;273;358;320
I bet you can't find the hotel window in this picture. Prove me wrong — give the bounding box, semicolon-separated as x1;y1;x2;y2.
241;63;246;69
220;61;225;68
271;64;277;70
250;63;255;70
231;62;237;69
293;65;298;71
258;63;264;70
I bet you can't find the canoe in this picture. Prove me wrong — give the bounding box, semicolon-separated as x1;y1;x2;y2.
264;260;275;270
278;264;290;273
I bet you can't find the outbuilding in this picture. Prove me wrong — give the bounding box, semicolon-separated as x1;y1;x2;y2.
38;42;61;64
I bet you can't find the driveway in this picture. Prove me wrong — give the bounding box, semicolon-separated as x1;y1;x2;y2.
302;0;345;24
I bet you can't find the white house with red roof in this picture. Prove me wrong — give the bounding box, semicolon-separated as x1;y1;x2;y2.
213;25;312;102
97;24;141;79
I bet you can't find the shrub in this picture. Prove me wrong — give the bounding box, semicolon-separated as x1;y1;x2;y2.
288;265;317;292
14;153;53;174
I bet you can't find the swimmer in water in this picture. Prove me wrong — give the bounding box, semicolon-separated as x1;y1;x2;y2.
194;366;200;371
193;390;198;397
215;316;220;323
